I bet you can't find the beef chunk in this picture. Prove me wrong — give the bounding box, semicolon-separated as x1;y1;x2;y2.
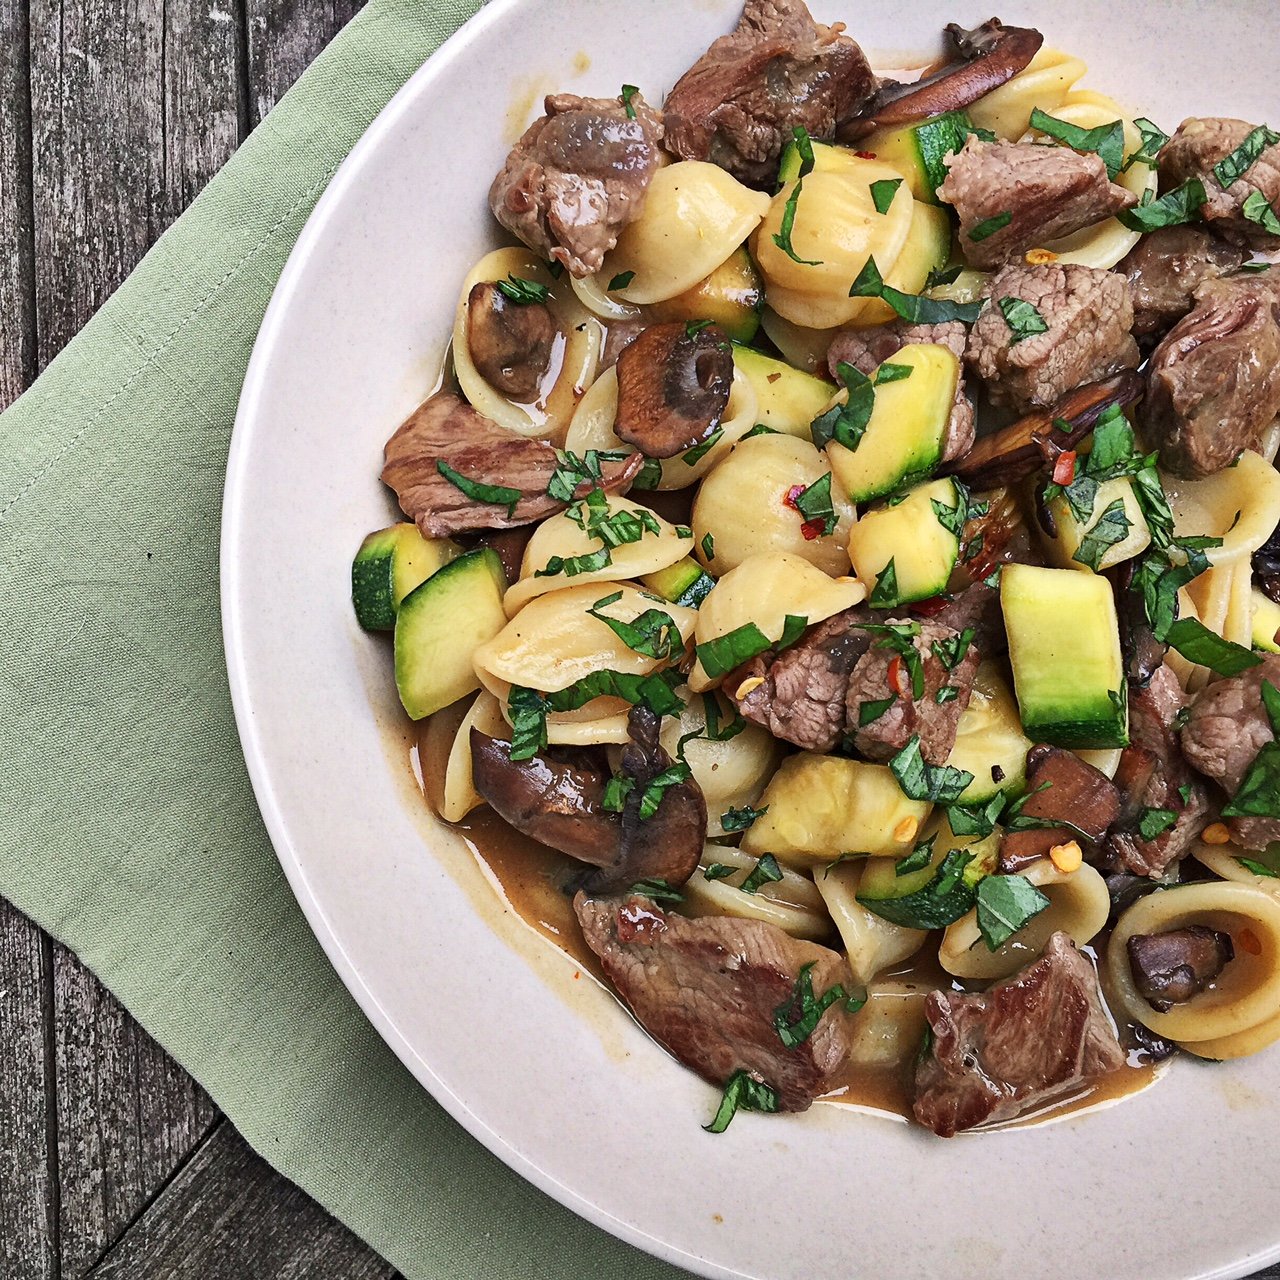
999;746;1120;872
662;0;877;186
913;931;1125;1136
574;893;856;1110
847;619;979;765
1182;654;1280;851
1118;225;1247;344
489;92;665;278
910;581;1007;657
466;282;558;399
938;137;1136;271
827;319;974;461
1161;117;1280;248
1104;665;1209;877
381;392;639;536
733;606;871;751
966;263;1140;413
1140;271;1280;479
1128;927;1234;1012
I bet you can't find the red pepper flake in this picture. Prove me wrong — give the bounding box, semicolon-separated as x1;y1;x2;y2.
888;654;911;697
1052;450;1077;486
911;595;950;617
854;150;877;159
800;518;825;541
783;484;806;511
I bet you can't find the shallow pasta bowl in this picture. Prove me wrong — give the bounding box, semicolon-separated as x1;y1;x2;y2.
222;2;1280;1277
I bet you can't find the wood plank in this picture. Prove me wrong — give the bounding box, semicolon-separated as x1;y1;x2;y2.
87;1120;400;1279
0;900;56;1280
244;0;364;127
0;0;36;410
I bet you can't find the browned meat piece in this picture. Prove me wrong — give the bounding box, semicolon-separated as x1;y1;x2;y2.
489;92;665;278
1140;272;1280;479
999;746;1120;872
938;138;1136;271
1128;927;1234;1012
827;319;974;461
966;264;1140;414
468;525;534;584
662;0;877;186
614;322;734;457
1104;665;1208;877
1108;561;1168;686
465;282;558;399
848;619;979;765
1182;655;1280;851
574;893;856;1110
381;392;640;537
600;317;646;370
910;581;1007;657
732;606;872;751
1161;117;1280;248
913;931;1125;1136
1118;225;1247;344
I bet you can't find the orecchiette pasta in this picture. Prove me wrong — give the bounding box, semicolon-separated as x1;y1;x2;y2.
680;844;831;941
964;46;1088;139
815;860;927;985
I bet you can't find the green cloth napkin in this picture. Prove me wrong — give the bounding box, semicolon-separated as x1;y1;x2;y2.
0;2;690;1276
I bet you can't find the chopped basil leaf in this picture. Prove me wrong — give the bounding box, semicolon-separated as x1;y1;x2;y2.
932;626;975;673
1178;783;1194;805
925;263;963;290
773;962;856;1048
870;177;904;215
436;461;522;515
695;615;807;680
602;774;634;812
810;360;875;452
772;175;822;266
946;792;1006;839
1128;117;1170;169
1072;497;1132;571
1165;618;1262;675
1240;261;1274;273
701;532;715;561
1117;179;1207;232
545;667;685;717
535;548;614;578
858;695;897;727
968;210;1013;242
743;423;780;439
858;848;978;930
1262;681;1280;735
1222;743;1280;819
868;558;900;608
856;620;924;700
703;863;737;881
1213;125;1280;189
1238;857;1280;879
935;685;959;704
685;318;714;337
793;472;837;536
703;1069;779;1133
546;448;630;503
588;599;684;660
975;874;1051;950
1136;807;1178;841
998;296;1050;344
931;483;969;537
682;428;724;466
1243;190;1280;236
1030;107;1125;180
721;804;769;833
740;853;784;895
1133;536;1219;641
787;124;817;183
849;256;984;324
630;877;683;903
567;492;661;548
889;735;975;804
607;270;636;291
620;84;640;120
895;834;936;877
496;274;550;305
507;686;549;762
638;762;691;821
631;456;663;489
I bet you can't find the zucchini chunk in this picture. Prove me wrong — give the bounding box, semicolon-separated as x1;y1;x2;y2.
393;548;507;719
825;343;960;503
847;477;964;608
1252;590;1280;653
855;112;975;205
1001;563;1128;748
731;346;834;439
646;246;763;343
945;661;1033;804
641;556;716;607
351;523;461;632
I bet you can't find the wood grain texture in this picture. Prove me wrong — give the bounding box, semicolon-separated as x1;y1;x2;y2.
244;0;364;125
87;1121;399;1280
0;899;56;1280
0;0;36;409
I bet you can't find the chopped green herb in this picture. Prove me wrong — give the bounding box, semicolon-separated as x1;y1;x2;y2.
701;532;715;561
695;616;807;680
858;695;897;727
1072;498;1132;571
1213;125;1280;189
998;296;1050;344
546;448;630;503
931;483;969;537
607;270;636;291
685;318;714;338
773;962;859;1049
1117;179;1207;232
1241;261;1275;273
674;524;694;539
587;598;684;660
850;256;984;324
743;423;780;439
1243;191;1280;236
630;877;683;904
785;124;817;185
932;626;975;672
701;694;746;742
436;461;521;516
889;736;975;804
1222;743;1280;819
1127;117;1170;169
1136;808;1179;841
638;762;692;821
946;792;1006;839
858;848;979;930
535;548;614;578
703;863;737;881
793;472;838;536
631;456;663;490
935;685;959;704
1238;857;1280;879
1133;536;1220;641
772;174;822;266
870;177;904;215
496;274;550;305
720;804;769;833
868;558;899;608
602;774;634;812
895;834;937;877
968;210;1013;242
1178;783;1194;805
810;360;875;452
875;361;914;385
1165;618;1262;676
924;264;964;290
1262;681;1280;734
855;621;924;699
682;428;724;467
703;1069;779;1133
975;874;1051;950
620;84;640;120
545;668;685;717
1030;107;1125;180
740;853;784;895
506;686;550;764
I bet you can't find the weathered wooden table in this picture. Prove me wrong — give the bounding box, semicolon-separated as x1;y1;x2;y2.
0;3;397;1274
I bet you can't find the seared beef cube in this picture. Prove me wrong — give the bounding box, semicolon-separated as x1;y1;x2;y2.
911;581;1008;657
1128;927;1234;1012
1182;654;1280;851
938;137;1136;271
574;893;856;1110
847;619;979;765
663;0;877;187
1104;665;1208;877
1119;225;1247;344
1161;117;1280;248
733;607;871;752
1140;271;1280;478
489;92;665;278
913;932;1125;1136
999;746;1120;872
966;263;1139;413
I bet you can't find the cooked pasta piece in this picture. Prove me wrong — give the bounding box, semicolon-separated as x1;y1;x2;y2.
964;47;1087;139
843;978;932;1069
679;844;832;941
815;860;927;985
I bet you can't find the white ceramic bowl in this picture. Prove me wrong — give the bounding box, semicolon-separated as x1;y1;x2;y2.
223;3;1280;1277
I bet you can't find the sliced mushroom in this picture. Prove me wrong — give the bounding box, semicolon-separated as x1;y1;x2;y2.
943;371;1144;489
840;19;1043;139
614;321;733;458
466;281;558;400
1108;560;1167;686
1128;927;1234;1012
1255;518;1280;605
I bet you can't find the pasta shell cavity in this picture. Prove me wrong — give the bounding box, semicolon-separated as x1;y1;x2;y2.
692;435;855;577
453;247;601;439
816;860;927;986
680;844;832;942
690;552;866;691
598;161;772;305
504;493;694;614
1108;881;1280;1057
964;47;1088;139
939;858;1110;981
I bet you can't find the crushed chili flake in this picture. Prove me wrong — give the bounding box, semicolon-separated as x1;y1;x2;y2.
1238;927;1263;956
783;484;806;510
1052;450;1077;486
910;595;951;617
800;518;826;541
854;149;877;159
888;654;911;697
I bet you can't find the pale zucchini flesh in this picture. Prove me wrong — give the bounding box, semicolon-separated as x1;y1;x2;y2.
352;523;461;632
